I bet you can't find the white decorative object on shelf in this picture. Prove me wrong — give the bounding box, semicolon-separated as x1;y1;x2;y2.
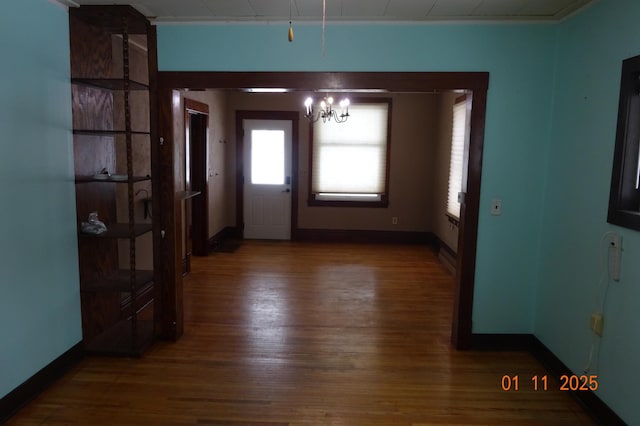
81;211;107;235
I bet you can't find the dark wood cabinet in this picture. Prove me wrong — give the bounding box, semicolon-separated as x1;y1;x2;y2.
70;6;158;356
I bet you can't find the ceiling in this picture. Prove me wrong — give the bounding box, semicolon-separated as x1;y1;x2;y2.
72;0;597;23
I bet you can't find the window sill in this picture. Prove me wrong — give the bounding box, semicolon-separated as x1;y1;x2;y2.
308;197;389;208
446;213;460;227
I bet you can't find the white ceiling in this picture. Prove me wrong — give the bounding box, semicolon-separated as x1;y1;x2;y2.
72;0;597;23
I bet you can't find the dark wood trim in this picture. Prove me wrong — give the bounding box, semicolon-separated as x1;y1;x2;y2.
181;254;190;276
432;234;457;274
157;71;489;350
184;98;209;114
433;236;457;259
471;334;626;425
451;89;487;350
158;72;489;92
147;24;166;343
470;333;537;351
156;88;182;341
307;97;392;208
306;198;389;208
0;343;84;423
183;98;209;257
207;226;241;250
293;229;435;245
529;339;626;426
235;110;300;239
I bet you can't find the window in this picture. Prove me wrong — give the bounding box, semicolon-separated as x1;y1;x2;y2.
309;98;392;207
251;130;285;185
447;96;470;220
608;54;640;231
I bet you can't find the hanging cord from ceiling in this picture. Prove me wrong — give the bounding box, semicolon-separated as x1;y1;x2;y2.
288;0;294;42
322;0;326;55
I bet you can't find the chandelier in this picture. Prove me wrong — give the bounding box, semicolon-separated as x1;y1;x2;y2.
304;96;350;123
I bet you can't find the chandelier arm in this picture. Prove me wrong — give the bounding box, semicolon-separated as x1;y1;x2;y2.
303;96;350;123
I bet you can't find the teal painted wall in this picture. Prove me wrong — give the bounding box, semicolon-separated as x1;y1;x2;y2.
536;0;640;423
158;23;557;333
0;0;81;398
1;0;635;422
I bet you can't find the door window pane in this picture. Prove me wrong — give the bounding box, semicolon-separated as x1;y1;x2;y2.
251;130;285;184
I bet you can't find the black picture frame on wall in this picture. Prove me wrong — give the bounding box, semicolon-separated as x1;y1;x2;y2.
608;54;640;231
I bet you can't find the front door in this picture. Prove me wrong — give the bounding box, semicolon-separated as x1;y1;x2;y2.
243;119;292;240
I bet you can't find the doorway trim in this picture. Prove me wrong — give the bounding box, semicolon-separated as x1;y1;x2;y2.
158;71;489;350
236;111;300;238
184;98;209;258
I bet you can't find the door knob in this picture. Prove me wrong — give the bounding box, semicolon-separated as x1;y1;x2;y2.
282;188;291;193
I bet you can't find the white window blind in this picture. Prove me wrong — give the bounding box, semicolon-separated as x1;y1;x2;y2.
311;102;389;200
447;99;468;219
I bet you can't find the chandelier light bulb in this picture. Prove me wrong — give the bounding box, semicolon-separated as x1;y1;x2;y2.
304;97;313;115
303;96;351;124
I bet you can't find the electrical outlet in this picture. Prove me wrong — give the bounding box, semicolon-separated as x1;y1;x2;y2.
392;217;398;225
590;313;604;336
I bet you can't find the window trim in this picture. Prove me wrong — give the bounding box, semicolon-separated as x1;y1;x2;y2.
307;97;392;208
608;54;640;231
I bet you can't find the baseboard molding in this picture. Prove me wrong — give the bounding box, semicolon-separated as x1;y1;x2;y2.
431;235;457;274
0;342;84;423
292;229;435;245
208;226;241;251
435;238;457;259
471;334;626;425
470;333;536;351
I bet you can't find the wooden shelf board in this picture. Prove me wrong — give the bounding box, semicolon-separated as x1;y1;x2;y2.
82;270;154;293
72;77;149;91
84;318;154;357
121;287;154;316
75;175;151;184
79;223;152;239
73;129;151;136
178;190;202;200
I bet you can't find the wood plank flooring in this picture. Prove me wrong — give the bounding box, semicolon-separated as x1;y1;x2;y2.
9;241;594;425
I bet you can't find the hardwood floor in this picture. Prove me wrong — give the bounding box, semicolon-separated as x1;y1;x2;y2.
9;241;593;425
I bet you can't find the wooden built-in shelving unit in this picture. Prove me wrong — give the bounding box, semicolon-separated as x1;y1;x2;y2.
69;5;158;356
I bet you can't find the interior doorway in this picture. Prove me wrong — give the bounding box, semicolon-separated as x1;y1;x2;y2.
157;72;488;349
184;98;209;273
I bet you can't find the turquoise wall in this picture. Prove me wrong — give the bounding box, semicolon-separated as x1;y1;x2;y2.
1;0;635;423
0;0;81;398
158;23;557;334
536;0;640;423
